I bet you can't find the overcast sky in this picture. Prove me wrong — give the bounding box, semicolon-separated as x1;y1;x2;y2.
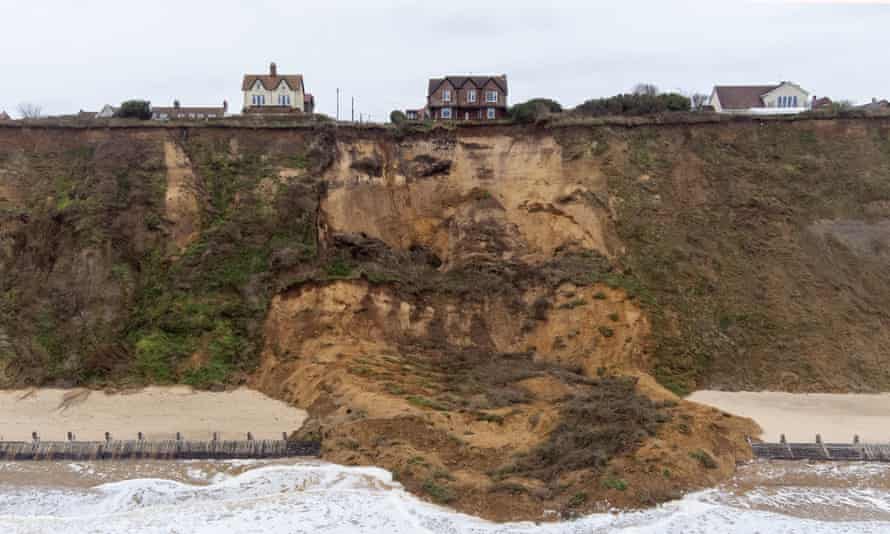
1;0;887;120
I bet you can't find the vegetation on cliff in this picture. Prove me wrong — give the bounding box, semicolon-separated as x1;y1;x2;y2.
3;116;890;520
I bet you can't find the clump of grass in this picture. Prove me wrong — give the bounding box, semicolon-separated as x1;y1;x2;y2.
689;449;718;469
608;312;620;322
568;492;588;507
593;291;608;300
559;298;588;310
601;477;628;491
599;326;615;338
406;396;449;411
325;258;354;279
422;480;455;503
475;412;505;424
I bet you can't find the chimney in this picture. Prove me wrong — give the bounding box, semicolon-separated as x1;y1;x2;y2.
270;62;277;77
173;99;181;109
874;98;879;104
223;100;228;112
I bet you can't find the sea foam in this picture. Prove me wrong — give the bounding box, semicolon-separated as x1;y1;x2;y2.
0;462;889;533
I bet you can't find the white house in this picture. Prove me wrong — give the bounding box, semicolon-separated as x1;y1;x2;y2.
708;82;811;115
96;104;117;118
242;62;312;113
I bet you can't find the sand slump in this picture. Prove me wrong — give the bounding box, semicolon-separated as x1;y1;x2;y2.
162;139;200;254
0;387;307;441
320;134;619;266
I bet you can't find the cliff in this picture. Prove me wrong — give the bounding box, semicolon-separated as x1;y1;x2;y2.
1;116;889;519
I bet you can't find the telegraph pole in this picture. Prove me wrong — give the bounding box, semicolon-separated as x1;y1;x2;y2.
336;88;340;121
351;97;355;122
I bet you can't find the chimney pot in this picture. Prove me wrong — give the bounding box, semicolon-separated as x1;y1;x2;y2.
270;62;277;76
223;100;228;112
174;100;180;109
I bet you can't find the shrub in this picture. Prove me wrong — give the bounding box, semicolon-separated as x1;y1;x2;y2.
509;98;563;123
575;93;690;117
689;449;718;469
422;480;455;503
390;110;407;124
601;477;628;491
115;100;152;120
599;326;615;338
568;492;588;507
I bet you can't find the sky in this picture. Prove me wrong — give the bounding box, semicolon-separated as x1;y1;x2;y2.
0;0;888;120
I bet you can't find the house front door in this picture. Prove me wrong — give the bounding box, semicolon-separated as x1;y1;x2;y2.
465;112;469;120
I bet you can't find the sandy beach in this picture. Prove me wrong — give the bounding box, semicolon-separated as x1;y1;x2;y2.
0;386;307;441
689;391;890;443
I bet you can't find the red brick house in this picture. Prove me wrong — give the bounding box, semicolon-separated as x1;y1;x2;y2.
427;75;508;121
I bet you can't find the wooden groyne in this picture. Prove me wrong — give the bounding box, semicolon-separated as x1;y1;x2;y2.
0;436;320;461
751;434;890;461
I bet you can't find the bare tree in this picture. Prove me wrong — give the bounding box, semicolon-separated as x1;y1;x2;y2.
632;83;660;96
691;93;709;110
17;102;43;119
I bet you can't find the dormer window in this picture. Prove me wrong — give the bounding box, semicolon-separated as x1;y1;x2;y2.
486;91;498;103
442;89;452;103
467;90;477;103
254;80;263;91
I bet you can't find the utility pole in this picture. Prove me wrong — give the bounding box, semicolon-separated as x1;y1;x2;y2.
336;88;340;121
351;97;355;122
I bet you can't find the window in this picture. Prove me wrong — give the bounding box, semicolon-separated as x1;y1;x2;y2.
441;107;452;119
486;91;498;103
279;94;290;106
252;94;266;106
442;89;452;103
467;90;477;103
487;108;496;120
792;95;798;107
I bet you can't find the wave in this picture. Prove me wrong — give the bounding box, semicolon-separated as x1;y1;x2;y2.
0;462;889;533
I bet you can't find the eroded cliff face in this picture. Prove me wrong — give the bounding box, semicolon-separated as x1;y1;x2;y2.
3;118;890;520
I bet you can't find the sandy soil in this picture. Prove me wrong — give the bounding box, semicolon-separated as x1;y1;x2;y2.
0;387;307;441
689;391;890;443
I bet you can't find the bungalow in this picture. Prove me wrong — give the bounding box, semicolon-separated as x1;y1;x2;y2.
405;108;429;121
708;82;811;114
96;104;117;118
242;62;312;114
427;75;508;121
151;100;228;120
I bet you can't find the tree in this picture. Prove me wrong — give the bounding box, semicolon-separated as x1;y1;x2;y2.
690;93;710;111
632;83;660;97
390;110;407;124
509;98;563;123
115;100;152;120
17;102;43;119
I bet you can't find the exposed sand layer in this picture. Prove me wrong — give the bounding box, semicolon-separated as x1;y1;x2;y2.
689;391;890;443
0;387;307;441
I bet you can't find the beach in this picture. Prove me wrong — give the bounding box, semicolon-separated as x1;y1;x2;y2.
0;387;307;442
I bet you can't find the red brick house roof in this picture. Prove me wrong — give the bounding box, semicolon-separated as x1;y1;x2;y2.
713;85;780;109
428;75;508;97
